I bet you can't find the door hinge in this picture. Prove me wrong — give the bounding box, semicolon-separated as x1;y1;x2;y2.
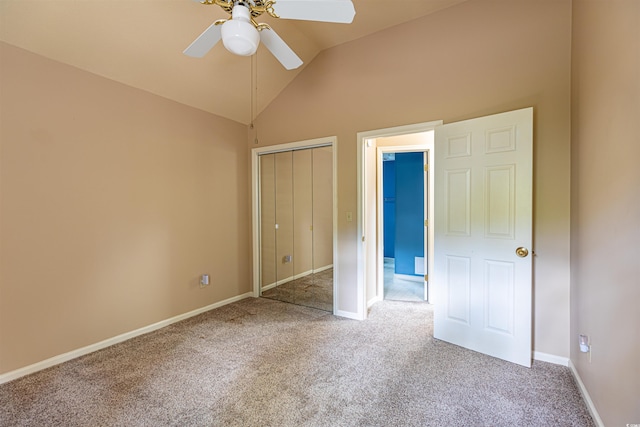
424;274;429;282
424;219;429;227
424;164;429;172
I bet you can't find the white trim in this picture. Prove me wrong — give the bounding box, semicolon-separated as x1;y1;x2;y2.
533;351;569;366
262;275;297;290
0;292;253;385
251;138;333;155
367;295;383;309
569;360;605;427
313;264;333;274
262;265;334;292
423;150;430;302
361;121;443;139
358;121;441;318
355;134;367;320
261;282;279;291
394;273;424;283
334;309;362;320
331;139;339;317
376;146;384;303
275;277;294;287
251;149;261;298
250;137;339;316
294;269;314;280
532;354;604;426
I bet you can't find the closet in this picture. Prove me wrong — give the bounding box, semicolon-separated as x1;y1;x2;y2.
259;146;333;311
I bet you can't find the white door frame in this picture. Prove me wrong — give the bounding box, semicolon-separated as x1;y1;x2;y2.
251;136;339;315
357;121;441;318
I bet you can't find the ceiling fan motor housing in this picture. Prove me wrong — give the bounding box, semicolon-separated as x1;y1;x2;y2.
221;5;260;56
184;0;355;69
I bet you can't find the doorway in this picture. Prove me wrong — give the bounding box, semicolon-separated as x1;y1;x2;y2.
357;121;440;313
381;151;427;303
357;109;533;367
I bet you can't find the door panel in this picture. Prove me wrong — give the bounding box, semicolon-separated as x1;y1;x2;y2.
444;168;470;236
485;165;515;239
434;107;533;367
446;255;471;324
484;259;515;334
275;151;294;283
259;155;276;289
293;149;313;278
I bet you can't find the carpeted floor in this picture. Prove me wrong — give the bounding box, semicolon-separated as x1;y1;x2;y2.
0;298;594;427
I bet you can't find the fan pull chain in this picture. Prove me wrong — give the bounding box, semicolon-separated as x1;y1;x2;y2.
251;53;259;144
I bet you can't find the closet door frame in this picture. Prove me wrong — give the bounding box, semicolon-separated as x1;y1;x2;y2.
251;136;338;314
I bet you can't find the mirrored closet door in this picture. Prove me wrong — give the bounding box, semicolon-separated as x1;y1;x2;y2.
259;146;333;312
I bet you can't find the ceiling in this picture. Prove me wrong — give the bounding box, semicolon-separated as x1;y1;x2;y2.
0;0;467;124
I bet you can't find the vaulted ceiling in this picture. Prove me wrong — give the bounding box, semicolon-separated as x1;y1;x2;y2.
1;0;467;124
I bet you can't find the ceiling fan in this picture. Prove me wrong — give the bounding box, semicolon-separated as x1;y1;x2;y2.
183;0;356;70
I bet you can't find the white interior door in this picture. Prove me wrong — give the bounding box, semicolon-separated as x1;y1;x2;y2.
433;107;533;367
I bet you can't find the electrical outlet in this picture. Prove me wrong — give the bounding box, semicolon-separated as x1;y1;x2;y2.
579;334;589;353
200;274;210;288
579;334;592;363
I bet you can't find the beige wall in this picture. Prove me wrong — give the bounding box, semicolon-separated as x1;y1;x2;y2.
0;43;251;374
3;4;638;422
251;0;572;357
570;1;640;425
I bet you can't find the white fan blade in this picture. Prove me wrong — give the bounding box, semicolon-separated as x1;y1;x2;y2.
183;23;222;57
272;0;355;23
260;28;303;70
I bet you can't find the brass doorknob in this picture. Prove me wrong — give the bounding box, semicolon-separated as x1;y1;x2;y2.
516;247;529;258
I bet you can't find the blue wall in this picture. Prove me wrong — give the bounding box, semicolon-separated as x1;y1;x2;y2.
394;152;424;276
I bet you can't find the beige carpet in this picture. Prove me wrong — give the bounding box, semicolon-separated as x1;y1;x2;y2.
1;298;594;426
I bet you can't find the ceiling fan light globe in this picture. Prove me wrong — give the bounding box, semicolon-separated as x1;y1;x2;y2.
221;20;259;56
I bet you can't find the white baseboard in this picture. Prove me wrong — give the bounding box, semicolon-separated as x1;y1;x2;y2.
334;309;364;320
261;266;333;292
394;273;423;283
261;282;278;291
532;354;604;426
261;276;295;291
533;351;569;366
569;360;605;427
0;292;253;385
293;269;314;280
313;264;333;273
